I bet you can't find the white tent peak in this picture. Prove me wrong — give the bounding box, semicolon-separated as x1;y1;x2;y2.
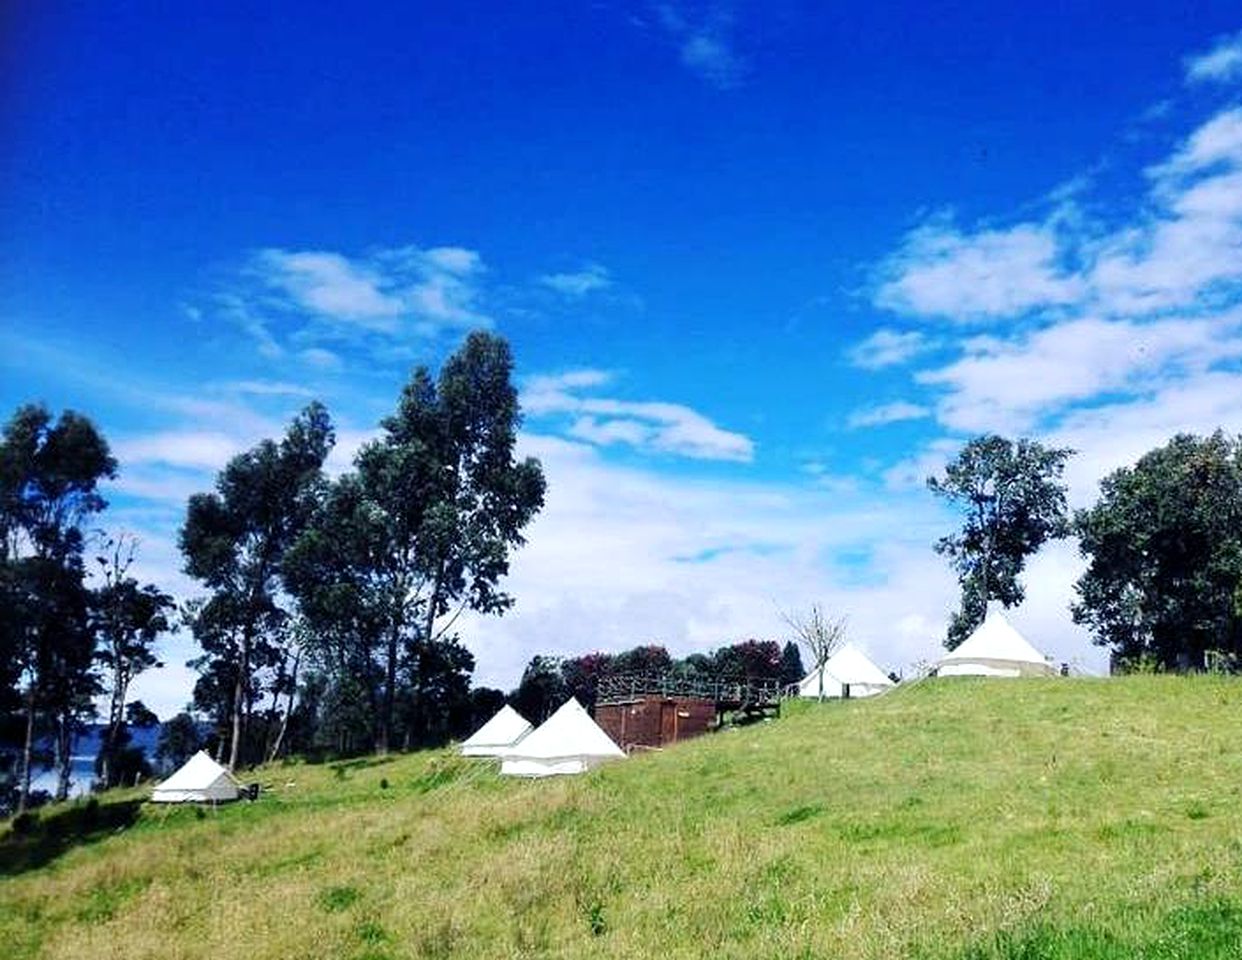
500;697;624;777
151;750;241;803
937;605;1056;678
460;704;533;757
798;642;894;698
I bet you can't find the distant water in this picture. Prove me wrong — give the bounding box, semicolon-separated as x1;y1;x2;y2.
27;724;161;799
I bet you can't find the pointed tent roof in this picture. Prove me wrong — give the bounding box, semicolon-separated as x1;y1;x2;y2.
937;604;1055;675
822;643;894;689
460;704;533;754
504;697;624;761
151;751;241;801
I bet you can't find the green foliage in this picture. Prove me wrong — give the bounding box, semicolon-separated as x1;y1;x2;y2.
1074;431;1242;670
181;402;334;769
778;641;805;688
0;404;116;811
929;435;1072;649
154;712;202;774
285;332;545;754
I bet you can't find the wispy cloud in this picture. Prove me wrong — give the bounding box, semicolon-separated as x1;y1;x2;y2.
847;401;931;429
215;380;317;398
846;328;933;369
522;368;755;462
875;107;1242;325
654;4;746;90
1186;28;1242;85
875;217;1084;322
216;243;490;359
538;263;613;297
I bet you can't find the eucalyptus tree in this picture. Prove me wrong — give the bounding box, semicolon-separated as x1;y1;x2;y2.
290;332;545;753
0;404;115;810
180;402;334;770
928;435;1072;649
92;533;175;788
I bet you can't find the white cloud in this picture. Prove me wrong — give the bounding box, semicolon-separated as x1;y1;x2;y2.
847;401;930;429
917;313;1242;433
655;4;746;90
256;250;404;328
875;219;1084;321
846;328;933;369
299;347;343;369
113;431;250;471
217;380;316;398
539;263;612;297
521;369;754;462
876;108;1242;325
1186;28;1242;85
220;243;490;357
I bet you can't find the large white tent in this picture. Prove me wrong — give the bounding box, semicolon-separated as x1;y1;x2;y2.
459;704;533;757
151;751;242;803
936;604;1057;678
499;697;625;778
798;643;895;699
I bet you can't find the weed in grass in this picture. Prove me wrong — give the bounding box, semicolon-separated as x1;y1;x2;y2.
319;884;361;912
1186;801;1210;820
777;803;824;826
356;919;389;945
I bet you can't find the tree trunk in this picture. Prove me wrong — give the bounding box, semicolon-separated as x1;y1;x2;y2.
100;666;127;790
267;650;300;763
228;628;251;771
17;684;36;814
379;617;399;755
54;711;73;801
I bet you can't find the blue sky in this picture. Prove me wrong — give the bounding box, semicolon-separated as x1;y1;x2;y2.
5;3;1242;715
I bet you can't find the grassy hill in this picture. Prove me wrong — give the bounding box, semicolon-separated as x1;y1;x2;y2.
5;676;1242;959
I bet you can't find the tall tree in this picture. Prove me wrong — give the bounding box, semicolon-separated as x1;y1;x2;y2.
1073;432;1242;670
155;711;202;774
180;402;333;770
512;655;567;724
711;639;784;681
928;436;1072;649
778;641;805;689
0;404;115;811
91;534;174;789
781;604;847;699
291;331;545;753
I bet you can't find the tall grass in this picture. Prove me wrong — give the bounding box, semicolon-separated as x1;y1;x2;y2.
4;676;1242;958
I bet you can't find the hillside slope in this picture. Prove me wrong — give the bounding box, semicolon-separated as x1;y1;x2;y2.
5;677;1242;959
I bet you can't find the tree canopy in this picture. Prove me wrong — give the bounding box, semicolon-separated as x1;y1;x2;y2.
1073;431;1242;670
929;435;1072;649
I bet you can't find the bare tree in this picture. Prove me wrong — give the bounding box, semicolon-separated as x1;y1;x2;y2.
781;604;848;701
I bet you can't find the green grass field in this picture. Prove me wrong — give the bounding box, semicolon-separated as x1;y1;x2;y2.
5;676;1242;959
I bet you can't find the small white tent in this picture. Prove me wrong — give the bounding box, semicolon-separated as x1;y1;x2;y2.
500;697;625;778
460;704;533;757
798;643;895;699
151;751;242;803
936;604;1056;678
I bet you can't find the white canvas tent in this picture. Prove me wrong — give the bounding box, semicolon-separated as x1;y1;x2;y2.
459;704;533;757
798;642;895;699
499;697;625;778
150;750;242;803
936;604;1056;678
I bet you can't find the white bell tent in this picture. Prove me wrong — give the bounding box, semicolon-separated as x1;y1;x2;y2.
798;643;895;699
459;704;533;757
936;603;1056;678
151;751;242;803
499;697;625;778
